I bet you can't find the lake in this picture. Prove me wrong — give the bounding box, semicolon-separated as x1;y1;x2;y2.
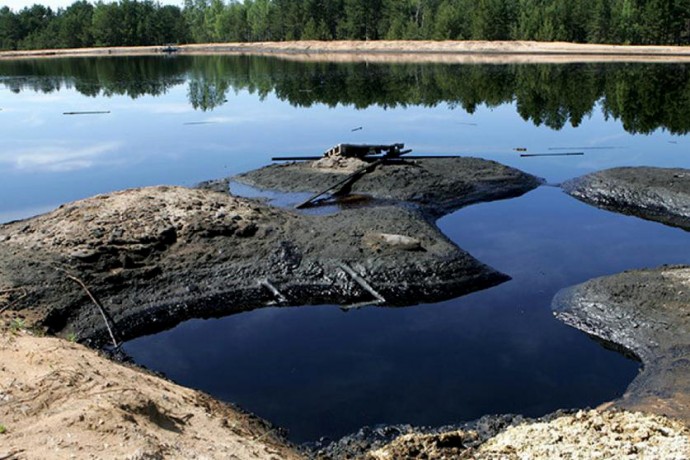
1;56;689;443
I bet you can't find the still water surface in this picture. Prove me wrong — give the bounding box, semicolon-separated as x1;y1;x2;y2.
1;56;689;442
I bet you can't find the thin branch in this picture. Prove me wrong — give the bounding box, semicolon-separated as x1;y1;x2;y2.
338;262;386;310
56;268;119;350
0;287;28;314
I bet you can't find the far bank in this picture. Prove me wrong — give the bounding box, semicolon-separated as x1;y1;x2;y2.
4;40;690;64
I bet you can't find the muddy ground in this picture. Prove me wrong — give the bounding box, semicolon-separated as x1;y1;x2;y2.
235;156;542;217
3;157;690;458
563;167;690;231
553;265;690;423
0;158;540;346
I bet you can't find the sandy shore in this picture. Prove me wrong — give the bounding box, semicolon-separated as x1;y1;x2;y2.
0;329;301;460
4;40;690;63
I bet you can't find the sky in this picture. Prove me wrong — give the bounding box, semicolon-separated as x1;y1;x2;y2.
2;0;184;12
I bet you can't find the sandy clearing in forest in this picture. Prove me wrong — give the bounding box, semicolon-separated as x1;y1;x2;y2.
3;40;690;63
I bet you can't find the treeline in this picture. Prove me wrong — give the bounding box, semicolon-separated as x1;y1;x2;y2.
2;0;690;50
3;56;690;134
0;1;187;49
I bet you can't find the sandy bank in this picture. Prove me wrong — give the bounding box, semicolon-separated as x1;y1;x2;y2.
367;409;690;459
0;329;300;460
4;40;690;63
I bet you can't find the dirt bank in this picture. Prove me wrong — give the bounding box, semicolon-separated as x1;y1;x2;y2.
563;167;690;231
553;265;690;423
4;40;690;64
1;188;503;344
0;160;534;345
0;329;300;460
5;326;688;460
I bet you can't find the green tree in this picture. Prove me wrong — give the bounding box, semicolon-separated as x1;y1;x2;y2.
339;0;382;40
471;0;515;40
587;0;611;43
433;0;469;39
216;2;249;42
56;1;94;48
246;0;274;41
0;7;21;50
183;0;211;43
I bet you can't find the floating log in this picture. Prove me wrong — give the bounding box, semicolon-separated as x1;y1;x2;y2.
63;111;110;115
548;146;618;150
521;152;584;158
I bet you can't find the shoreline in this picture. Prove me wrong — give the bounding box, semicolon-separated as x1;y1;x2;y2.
4;40;690;63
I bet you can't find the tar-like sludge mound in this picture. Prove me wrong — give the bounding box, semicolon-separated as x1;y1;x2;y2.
0;157;542;346
235;157;542;216
0;186;509;346
563;167;690;231
553;265;690;423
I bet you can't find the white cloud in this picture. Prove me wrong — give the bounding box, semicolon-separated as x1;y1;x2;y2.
1;141;122;172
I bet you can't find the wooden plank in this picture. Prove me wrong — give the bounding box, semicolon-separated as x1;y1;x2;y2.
338;262;386;303
259;279;288;304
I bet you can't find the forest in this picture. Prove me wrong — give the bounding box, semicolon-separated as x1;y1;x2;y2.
1;0;690;51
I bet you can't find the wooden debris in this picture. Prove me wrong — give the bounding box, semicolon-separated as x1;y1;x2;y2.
271;142;462;208
295;157;387;209
258;279;288;305
0;287;28;314
338;262;385;311
63;111;110;115
520;152;584;158
548;146;618;150
273;155;459;161
323;143;405;159
59;269;119;350
292;143;414;208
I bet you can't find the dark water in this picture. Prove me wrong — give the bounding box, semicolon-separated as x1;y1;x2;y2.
1;56;689;443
